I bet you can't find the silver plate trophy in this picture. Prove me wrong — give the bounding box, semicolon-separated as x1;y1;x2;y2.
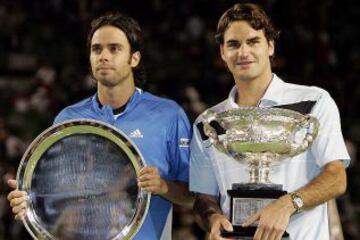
202;107;319;238
16;119;150;240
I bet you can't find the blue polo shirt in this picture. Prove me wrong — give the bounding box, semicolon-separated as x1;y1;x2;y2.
54;88;191;239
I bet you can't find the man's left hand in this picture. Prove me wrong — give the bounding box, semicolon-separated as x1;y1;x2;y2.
242;195;296;240
138;166;168;194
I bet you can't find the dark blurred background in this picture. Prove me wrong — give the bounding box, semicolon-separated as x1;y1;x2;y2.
0;0;359;239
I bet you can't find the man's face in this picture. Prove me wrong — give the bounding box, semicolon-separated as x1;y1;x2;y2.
90;25;140;87
220;21;274;82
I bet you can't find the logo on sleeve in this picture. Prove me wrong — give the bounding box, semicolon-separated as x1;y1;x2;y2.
179;138;189;147
129;129;143;138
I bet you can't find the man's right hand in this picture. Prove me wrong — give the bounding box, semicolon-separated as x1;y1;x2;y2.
209;213;234;240
7;179;28;220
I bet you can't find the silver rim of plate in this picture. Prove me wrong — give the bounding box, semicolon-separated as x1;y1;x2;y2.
16;119;150;240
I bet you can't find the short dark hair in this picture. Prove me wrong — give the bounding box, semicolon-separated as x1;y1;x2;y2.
87;12;146;87
215;3;279;45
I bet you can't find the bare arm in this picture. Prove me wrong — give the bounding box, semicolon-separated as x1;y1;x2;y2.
138;166;195;208
296;160;346;208
243;160;347;240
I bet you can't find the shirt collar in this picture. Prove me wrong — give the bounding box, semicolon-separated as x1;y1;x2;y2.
228;74;285;107
92;87;143;117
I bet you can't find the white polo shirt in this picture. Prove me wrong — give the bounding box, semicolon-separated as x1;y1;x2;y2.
190;74;350;240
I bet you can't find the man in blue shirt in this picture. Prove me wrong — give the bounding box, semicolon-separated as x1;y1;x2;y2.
8;12;194;239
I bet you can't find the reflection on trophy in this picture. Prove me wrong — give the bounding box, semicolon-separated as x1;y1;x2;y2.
202;107;319;238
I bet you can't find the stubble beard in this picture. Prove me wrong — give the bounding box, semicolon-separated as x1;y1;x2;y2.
96;70;131;88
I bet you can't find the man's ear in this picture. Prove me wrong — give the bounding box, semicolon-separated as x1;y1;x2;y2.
130;51;141;67
268;40;275;57
220;45;226;61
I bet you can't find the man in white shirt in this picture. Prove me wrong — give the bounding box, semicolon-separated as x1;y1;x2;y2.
190;3;350;240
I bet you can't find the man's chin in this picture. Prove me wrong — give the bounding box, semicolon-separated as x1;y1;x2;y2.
234;72;257;82
97;77;118;87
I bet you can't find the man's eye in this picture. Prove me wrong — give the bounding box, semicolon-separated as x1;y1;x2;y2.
92;47;102;54
248;40;259;45
110;46;120;53
227;42;239;48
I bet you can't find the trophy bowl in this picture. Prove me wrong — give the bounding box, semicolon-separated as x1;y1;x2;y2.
203;107;319;184
16;119;150;240
201;107;319;238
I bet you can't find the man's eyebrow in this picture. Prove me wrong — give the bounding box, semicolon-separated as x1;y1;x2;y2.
225;36;262;44
91;43;123;47
91;43;101;48
247;36;261;41
225;39;240;45
107;43;123;48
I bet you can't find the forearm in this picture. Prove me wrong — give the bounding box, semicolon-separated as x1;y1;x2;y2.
254;160;347;221
241;160;347;238
160;180;195;208
193;193;223;231
294;160;346;209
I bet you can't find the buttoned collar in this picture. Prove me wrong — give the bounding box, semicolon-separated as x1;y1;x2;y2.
227;74;285;108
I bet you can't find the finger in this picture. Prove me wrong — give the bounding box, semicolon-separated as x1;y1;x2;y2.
267;230;276;240
12;201;27;214
210;233;225;240
221;218;234;232
274;230;285;240
272;220;287;240
139;182;157;190
7;179;17;189
269;214;288;240
260;227;271;240
7;191;27;201
10;196;29;207
254;225;265;240
139;166;158;175
242;212;260;227
138;173;159;182
14;209;26;221
138;177;160;187
10;196;28;207
267;230;280;240
141;186;156;193
138;178;158;187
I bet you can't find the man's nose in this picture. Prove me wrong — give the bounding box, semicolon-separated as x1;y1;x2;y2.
99;49;111;62
238;44;250;58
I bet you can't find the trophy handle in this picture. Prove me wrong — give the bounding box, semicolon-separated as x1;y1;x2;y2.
291;115;319;156
202;110;219;144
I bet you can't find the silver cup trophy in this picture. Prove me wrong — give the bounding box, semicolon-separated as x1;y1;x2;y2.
202;107;319;238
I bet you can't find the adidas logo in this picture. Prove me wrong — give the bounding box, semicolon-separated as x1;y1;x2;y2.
179;138;190;147
129;129;143;138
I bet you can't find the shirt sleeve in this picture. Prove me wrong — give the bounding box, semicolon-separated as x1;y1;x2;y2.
310;90;350;167
166;107;192;183
53;107;73;125
53;112;65;125
189;120;219;196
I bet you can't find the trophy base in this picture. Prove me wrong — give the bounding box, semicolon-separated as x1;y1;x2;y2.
227;183;288;238
221;226;289;239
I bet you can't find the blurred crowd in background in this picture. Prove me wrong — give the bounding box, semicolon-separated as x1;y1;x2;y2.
0;0;359;239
